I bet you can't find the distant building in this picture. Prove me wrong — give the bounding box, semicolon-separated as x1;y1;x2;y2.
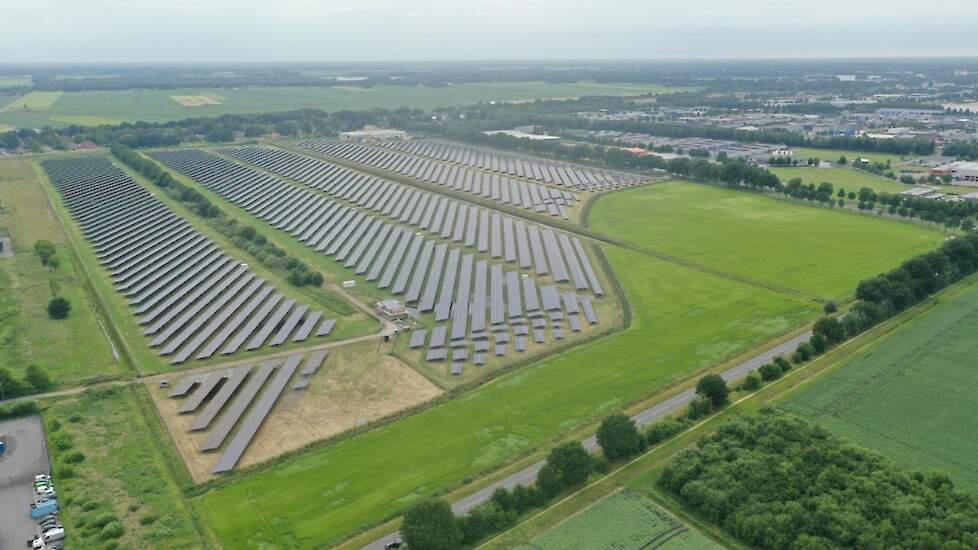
936;161;978;184
877;108;944;119
340;127;409;142
376;299;407;320
483;130;561;141
900;186;944;199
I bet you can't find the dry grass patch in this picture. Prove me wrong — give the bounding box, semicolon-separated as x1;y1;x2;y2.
148;339;442;483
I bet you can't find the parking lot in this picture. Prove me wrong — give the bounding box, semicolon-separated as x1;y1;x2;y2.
0;416;51;549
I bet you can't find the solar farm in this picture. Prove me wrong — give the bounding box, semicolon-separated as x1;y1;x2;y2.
151;145;614;384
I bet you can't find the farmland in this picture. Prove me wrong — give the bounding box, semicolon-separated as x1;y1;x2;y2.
199;241;818;548
520;489;721;550
588;181;944;299
0;81;682;128
0;157;119;387
791;147;915;166
784;277;978;492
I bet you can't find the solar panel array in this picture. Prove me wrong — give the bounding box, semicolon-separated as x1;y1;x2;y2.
295;139;578;219
374;139;645;191
150;147;607;374
216;146;600;292
40;156;335;365
168;351;326;473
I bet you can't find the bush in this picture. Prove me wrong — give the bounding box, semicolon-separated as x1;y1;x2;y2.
100;522;124;540
813;316;845;344
25;365;51;391
0;399;37;419
741;373;763;391
401;499;462;550
686;395;714;420
646;418;687;445
823;300;838;313
774;356;791;372
55;465;76;479
91;513;117;529
596;413;645;462
759;363;783;381
139;514;157;525
82;500;100;511
34;240;57;265
47;296;71;319
62;450;86;464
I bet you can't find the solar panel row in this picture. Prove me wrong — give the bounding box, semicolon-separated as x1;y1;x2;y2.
372;139;645;191
294;139;577;218
40;157;334;365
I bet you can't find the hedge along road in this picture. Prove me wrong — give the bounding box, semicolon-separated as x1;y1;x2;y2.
199;240;818;548
361;328;814;550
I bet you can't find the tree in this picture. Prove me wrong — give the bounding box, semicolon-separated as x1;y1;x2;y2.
823;301;838;314
34;240;56;266
0;367;28;399
741;373;762;391
537;442;594;496
838;155;848;165
400;499;462;550
24;365;51;391
813;317;845;344
47;297;71;319
759;363;783;381
962;218;976;232
695;374;729;409
596;413;644;461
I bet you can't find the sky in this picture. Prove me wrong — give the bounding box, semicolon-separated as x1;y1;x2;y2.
4;0;978;62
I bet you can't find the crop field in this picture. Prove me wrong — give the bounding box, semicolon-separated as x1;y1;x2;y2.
0;91;63;112
588;181;944;299
199;240;817;548
0;157;119;386
768;166;914;194
42;385;209;548
521;489;721;550
0;82;683;128
48;114;123;126
784;278;978;492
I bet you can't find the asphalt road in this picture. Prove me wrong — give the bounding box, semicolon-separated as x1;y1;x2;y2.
0;416;51;550
362;330;813;549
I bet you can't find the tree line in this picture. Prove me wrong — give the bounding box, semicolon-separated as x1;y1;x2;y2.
111;144;326;289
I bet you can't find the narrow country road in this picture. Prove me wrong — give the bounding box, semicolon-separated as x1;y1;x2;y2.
362;329;813;549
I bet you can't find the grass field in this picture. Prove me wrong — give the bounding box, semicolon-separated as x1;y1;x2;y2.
520;489;721;550
0;91;63;112
588;181;944;299
199;240;817;548
49;114;124;126
784;278;978;492
791;147;914;166
0;82;684;128
42;385;210;548
769;166;913;194
0;157;119;386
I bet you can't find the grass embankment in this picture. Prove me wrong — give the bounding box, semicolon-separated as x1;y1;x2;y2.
0;157;119;386
589;180;945;300
198;242;817;548
42;385;213;548
785;277;978;492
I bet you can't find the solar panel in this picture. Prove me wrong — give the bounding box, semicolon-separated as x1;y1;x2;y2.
409;329;427;349
430;325;447;348
212;354;301;473
201;361;277;451
191;365;252;431
316;318;336;336
494;344;508;356
270;304;308;346
168;373;204;398
473;353;486;366
533;328;546;343
301;350;328;376
426;348;448;362
515;336;527;352
573;238;604;296
581;298;599;324
569;315;582;332
450;363;463;376
178;371;228;414
246;299;295;350
292;311;323;342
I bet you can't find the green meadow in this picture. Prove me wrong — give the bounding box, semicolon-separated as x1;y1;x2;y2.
199;241;817;548
0;157;119;387
588;181;944;299
784;278;978;492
